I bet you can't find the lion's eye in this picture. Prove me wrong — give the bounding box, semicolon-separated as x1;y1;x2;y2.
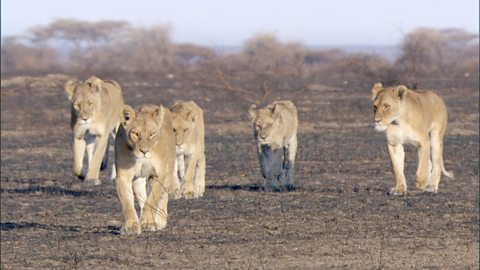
73;103;80;110
88;101;93;106
130;132;138;139
150;132;156;139
384;104;390;110
373;105;377;113
184;128;188;132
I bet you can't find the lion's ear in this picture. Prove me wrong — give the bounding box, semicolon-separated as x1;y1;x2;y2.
86;76;102;93
153;106;165;126
371;82;383;100
248;104;257;119
187;111;196;123
64;80;77;101
395;85;408;100
122;105;135;127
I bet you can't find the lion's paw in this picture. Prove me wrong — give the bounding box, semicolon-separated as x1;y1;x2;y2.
415;180;428;190
84;178;101;186
121;220;141;235
182;185;195;200
387;187;407;196
141;221;166;232
424;185;437;193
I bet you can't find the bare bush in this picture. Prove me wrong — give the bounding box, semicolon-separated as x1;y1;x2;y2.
395;28;479;83
1;37;59;75
241;33;307;77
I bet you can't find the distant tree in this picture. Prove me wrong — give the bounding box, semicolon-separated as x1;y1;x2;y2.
95;25;176;76
30;18;130;48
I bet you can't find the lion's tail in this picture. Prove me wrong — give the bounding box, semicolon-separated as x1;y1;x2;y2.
441;157;455;179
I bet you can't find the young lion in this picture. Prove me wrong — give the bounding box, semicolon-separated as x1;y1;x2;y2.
371;83;454;195
64;76;124;185
115;104;177;235
169;101;206;199
249;100;298;191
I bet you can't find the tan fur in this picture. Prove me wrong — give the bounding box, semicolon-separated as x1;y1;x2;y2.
64;76;124;185
170;101;206;199
114;104;177;235
249;100;298;186
372;83;454;195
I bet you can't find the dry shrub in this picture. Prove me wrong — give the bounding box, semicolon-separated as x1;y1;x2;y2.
240;33;307;78
395;28;479;83
1;37;59;76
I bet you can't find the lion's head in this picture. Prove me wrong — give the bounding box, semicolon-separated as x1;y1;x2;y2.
371;83;407;132
121;104;166;159
248;104;281;144
169;101;197;147
64;76;105;124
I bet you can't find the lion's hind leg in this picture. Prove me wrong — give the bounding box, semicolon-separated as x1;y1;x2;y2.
194;153;206;198
426;129;447;193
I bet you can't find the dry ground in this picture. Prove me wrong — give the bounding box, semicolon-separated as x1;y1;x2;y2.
1;74;478;269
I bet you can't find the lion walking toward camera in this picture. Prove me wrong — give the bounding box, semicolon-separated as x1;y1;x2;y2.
64;76;124;185
371;83;454;195
249;100;298;191
169;101;206;199
114;104;177;235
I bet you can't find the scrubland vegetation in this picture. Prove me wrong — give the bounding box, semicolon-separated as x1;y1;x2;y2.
2;19;478;88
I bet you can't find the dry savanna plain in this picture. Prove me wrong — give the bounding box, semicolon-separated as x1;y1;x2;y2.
1;73;478;269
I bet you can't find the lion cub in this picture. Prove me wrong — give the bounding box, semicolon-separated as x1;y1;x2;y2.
115;104;177;235
249;100;298;191
64;76;124;185
371;83;454;195
169;101;206;199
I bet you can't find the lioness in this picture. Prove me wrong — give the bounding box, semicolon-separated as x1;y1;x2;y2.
64;76;124;185
115;104;177;235
371;83;454;195
170;101;206;199
249;100;298;191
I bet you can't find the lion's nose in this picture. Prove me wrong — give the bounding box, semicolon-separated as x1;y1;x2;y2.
139;148;148;155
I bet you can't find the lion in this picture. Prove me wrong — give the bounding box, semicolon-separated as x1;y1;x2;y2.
248;100;298;191
371;83;454;195
64;76;124;185
114;104;178;235
169;100;206;199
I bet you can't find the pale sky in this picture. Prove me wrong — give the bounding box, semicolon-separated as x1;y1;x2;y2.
1;0;478;46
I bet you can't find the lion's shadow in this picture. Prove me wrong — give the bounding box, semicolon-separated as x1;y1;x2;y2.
0;222;120;235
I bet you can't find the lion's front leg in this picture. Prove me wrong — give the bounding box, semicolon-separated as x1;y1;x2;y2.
116;170;140;235
387;143;407;195
140;175;169;231
170;158;181;199
73;137;86;179
259;144;284;191
415;139;430;190
85;134;108;185
132;177;147;216
181;154;197;199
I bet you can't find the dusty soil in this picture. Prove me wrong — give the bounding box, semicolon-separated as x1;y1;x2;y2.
1;74;478;269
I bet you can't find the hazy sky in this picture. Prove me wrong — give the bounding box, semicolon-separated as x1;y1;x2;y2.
1;0;478;46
